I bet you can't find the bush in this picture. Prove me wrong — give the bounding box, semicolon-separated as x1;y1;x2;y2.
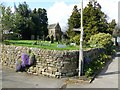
29;53;36;66
70;35;80;45
84;33;116;77
3;40;11;45
15;59;22;72
84;53;109;77
3;33;20;40
50;35;54;43
88;33;113;48
21;53;29;67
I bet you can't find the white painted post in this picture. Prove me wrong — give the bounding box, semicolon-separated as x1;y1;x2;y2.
78;0;84;77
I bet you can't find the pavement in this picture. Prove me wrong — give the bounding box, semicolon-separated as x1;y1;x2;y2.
0;51;119;89
67;52;119;88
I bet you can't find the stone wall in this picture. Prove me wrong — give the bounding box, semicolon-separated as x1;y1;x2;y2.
0;45;105;78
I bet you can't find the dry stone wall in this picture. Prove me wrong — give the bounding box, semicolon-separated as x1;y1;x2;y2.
0;45;105;78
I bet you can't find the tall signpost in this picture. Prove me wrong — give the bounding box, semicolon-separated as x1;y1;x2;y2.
78;0;84;77
118;1;120;28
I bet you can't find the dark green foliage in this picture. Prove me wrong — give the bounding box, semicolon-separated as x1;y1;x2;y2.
84;33;116;77
70;35;80;45
0;2;48;40
0;4;13;41
31;8;48;40
50;35;54;43
84;53;109;77
3;40;11;45
84;49;114;77
107;19;117;35
66;1;116;42
83;2;108;41
3;33;20;40
16;2;33;40
66;5;80;40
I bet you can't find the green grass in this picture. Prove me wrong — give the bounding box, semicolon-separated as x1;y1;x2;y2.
4;40;81;50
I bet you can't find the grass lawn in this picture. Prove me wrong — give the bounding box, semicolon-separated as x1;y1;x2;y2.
4;40;81;50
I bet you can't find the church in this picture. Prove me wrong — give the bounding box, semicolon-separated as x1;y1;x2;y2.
48;23;63;41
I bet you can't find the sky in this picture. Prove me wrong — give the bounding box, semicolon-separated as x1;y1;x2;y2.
0;0;119;32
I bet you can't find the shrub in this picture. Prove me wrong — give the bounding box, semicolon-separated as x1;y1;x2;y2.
85;68;93;77
65;39;71;45
3;40;11;45
29;53;36;66
15;59;22;72
70;35;80;45
88;33;113;48
3;33;20;40
84;53;109;77
50;35;54;43
84;33;116;77
21;53;29;67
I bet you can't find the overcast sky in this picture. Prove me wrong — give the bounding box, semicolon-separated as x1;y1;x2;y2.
0;0;119;31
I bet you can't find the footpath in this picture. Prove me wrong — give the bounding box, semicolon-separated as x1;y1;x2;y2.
67;51;119;88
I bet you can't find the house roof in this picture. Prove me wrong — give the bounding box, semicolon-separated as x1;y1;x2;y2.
3;29;13;34
113;29;120;37
48;23;59;29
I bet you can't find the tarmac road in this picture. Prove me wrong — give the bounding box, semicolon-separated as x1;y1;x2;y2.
2;66;66;88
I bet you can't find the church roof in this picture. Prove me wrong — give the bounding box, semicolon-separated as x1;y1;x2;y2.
48;23;59;29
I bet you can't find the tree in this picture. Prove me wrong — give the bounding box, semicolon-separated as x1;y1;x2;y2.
31;8;48;40
0;2;48;40
16;2;32;40
66;5;80;40
11;12;24;37
0;4;13;40
40;8;48;40
83;1;109;41
66;1;116;44
0;4;2;42
107;19;117;34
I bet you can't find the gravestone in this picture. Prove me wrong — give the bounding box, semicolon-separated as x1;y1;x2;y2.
57;44;66;48
70;43;76;46
117;37;120;46
31;35;35;40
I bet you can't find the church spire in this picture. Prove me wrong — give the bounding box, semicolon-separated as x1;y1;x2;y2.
14;2;17;12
